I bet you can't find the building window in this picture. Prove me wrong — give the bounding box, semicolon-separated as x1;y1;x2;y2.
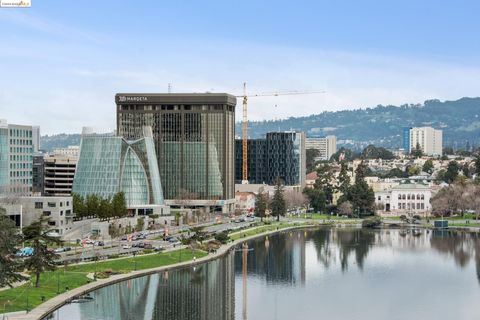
42;211;51;216
34;202;43;209
47;202;56;208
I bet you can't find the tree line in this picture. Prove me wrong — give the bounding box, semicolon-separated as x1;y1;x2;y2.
431;182;480;219
73;192;128;220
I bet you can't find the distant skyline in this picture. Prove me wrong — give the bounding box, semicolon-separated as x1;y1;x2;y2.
1;0;480;134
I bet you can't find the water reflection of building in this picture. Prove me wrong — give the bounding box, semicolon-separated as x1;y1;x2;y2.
235;231;306;286
153;253;235;320
77;253;234;320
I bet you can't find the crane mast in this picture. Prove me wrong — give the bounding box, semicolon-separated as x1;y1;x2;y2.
242;82;249;184
238;83;323;184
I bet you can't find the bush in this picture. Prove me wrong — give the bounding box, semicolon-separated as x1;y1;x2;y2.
214;231;230;244
362;216;382;228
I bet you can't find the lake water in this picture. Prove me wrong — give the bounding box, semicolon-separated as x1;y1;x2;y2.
46;228;480;320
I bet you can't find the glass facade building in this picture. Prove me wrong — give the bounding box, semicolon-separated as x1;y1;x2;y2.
116;93;236;212
72;127;164;207
235;131;306;186
0;120;34;196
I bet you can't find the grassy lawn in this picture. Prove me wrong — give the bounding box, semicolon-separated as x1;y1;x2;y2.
229;222;295;240
449;222;480;227
0;249;206;314
298;213;352;220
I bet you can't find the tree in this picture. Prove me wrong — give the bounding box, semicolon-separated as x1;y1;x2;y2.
254;188;268;221
344;163;376;217
331;147;360;162
306;148;320;173
108;221;121;239
85;194;100;218
72;193;87;218
361;145;394;160
337;162;351;194
338;201;353;217
462;163;471;178
135;218;145;232
444;161;460;183
112;192;128;217
23;217;61;287
284;190;307;210
303;188;327;213
315;163;335;205
406;165;421;176
411;142;423;158
270;178;286;221
434;169;446;184
422;159;434;174
0;208;27;288
98;197;113;220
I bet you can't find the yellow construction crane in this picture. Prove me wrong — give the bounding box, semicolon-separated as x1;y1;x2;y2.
236;82;324;184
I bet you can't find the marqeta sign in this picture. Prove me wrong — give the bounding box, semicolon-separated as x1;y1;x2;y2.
118;96;148;102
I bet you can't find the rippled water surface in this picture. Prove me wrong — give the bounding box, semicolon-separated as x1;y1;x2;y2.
47;228;480;320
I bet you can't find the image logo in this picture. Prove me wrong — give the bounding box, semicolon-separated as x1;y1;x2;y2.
118;96;126;102
0;0;31;8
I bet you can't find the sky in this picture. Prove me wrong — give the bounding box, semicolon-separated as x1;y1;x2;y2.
1;0;480;134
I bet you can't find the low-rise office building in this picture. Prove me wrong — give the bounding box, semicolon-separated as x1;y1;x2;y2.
0;196;74;235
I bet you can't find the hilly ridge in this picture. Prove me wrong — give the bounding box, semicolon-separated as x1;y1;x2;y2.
40;97;480;152
236;97;480;150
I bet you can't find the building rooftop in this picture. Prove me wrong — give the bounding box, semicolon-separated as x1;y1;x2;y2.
115;93;237;105
392;183;430;190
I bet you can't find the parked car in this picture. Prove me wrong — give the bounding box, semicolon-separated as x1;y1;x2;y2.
94;241;105;246
143;242;153;249
16;247;34;257
154;246;164;252
122;244;132;249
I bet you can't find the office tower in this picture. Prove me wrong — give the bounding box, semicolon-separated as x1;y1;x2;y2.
235;131;306;186
116;93;236;213
0;119;34;196
305;135;337;161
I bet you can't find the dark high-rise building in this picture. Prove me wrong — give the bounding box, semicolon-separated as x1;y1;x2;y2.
32;155;45;195
235;131;306;186
116;93;236;213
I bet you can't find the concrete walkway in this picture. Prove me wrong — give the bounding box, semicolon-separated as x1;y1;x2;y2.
7;222;313;320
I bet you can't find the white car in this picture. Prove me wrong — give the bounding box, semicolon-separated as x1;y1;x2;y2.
122;244;132;249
